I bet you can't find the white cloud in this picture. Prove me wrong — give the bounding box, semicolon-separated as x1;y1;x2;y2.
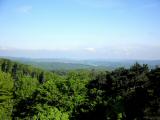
0;46;16;51
17;5;32;14
0;46;8;50
42;48;71;52
85;47;96;52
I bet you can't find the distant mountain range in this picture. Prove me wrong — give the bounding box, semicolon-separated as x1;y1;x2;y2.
1;56;160;71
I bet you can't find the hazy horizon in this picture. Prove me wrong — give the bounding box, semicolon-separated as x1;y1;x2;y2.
0;0;160;59
1;55;160;62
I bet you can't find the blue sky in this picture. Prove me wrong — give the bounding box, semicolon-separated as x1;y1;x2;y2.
0;0;160;59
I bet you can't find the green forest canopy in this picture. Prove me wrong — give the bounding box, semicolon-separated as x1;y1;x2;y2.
0;58;160;120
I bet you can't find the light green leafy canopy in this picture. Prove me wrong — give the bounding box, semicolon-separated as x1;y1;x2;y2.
33;104;69;120
0;71;13;120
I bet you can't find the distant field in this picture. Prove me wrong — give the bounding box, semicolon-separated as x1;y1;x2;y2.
2;57;160;71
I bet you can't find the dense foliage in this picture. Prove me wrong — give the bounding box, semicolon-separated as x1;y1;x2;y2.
0;58;160;120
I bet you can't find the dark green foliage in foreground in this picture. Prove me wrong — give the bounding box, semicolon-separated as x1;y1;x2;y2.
0;58;160;120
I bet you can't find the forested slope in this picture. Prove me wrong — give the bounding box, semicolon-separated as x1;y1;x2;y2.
0;58;160;120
